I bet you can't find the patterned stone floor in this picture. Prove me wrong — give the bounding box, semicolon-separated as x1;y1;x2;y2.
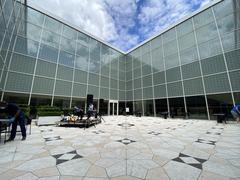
0;116;240;180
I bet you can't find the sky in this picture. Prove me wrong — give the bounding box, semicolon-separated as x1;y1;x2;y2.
28;0;212;52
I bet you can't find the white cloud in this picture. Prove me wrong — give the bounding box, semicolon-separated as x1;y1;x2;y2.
28;0;211;51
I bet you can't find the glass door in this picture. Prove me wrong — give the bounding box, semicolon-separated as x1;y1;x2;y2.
109;100;118;115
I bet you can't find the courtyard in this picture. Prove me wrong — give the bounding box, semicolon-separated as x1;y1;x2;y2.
0;116;240;180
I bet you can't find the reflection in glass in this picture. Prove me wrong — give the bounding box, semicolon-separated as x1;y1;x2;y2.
134;101;142;115
59;50;74;67
155;99;168;117
207;93;233;120
169;97;185;118
186;96;207;119
143;100;154;116
31;95;52;106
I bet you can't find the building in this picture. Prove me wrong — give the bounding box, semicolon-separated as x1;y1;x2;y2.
0;0;239;119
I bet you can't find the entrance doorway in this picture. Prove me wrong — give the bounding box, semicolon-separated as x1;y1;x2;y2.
109;100;118;116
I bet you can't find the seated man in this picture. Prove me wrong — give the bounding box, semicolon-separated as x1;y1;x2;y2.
231;104;240;123
0;101;26;141
73;106;84;120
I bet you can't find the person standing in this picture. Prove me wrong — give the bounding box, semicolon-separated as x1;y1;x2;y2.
0;101;26;142
231;104;240;123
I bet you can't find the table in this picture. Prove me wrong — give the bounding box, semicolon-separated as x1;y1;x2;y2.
0;119;11;143
212;113;226;123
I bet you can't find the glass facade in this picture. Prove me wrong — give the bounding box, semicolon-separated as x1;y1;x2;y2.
0;0;239;119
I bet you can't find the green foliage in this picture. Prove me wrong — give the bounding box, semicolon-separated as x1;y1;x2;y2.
18;104;74;117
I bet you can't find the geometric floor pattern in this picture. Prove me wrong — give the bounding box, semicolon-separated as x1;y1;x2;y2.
0;116;240;180
52;150;83;165
172;153;207;169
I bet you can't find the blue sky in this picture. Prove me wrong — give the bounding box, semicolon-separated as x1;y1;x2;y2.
29;0;211;52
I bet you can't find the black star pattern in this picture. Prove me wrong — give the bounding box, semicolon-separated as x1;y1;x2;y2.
44;136;62;142
206;131;221;135
52;150;83;165
172;153;207;170
195;138;216;145
116;138;136;145
92;130;105;134
41;129;53;132
148;131;162;136
166;127;176;130
118;123;135;128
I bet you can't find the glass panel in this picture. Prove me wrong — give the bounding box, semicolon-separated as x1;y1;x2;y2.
10;53;35;74
30;94;52;106
100;76;109;88
99;99;108;115
61;36;76;54
6;72;33;92
182;61;201;79
154;84;166;98
87;85;99;98
180;46;198;65
134;89;142;100
169;97;185;118
36;60;56;78
198;38;222;59
153;71;165;85
178;32;195;51
196;22;218;43
204;73;230;94
126;101;133;115
75;54;88;71
26;7;44;26
118;101;125;115
32;77;54;94
207;93;233;120
53;97;70;108
41;29;60;48
184;78;204;95
74;69;87;83
88;73;99;86
143;100;154;116
57;65;73;81
100;87;109;99
167;81;183;97
142;75;152;87
216;13;239;35
62;25;77;40
165;53;179;69
194;8;214;28
38;44;58;63
155;99;168;117
59;50;74;67
44;16;62;34
225;49;240;70
14;36;39;57
166;67;181;82
3;92;29;105
213;0;235;19
55;80;72;96
186;96;207;119
229;70;240;91
134;100;142;115
201;54;226;75
143;87;153;99
72;83;86;97
221;29;240;52
177;19;193;37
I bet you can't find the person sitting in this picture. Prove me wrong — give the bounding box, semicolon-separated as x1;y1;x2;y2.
231;104;240;123
73;106;84;120
0;101;26;142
